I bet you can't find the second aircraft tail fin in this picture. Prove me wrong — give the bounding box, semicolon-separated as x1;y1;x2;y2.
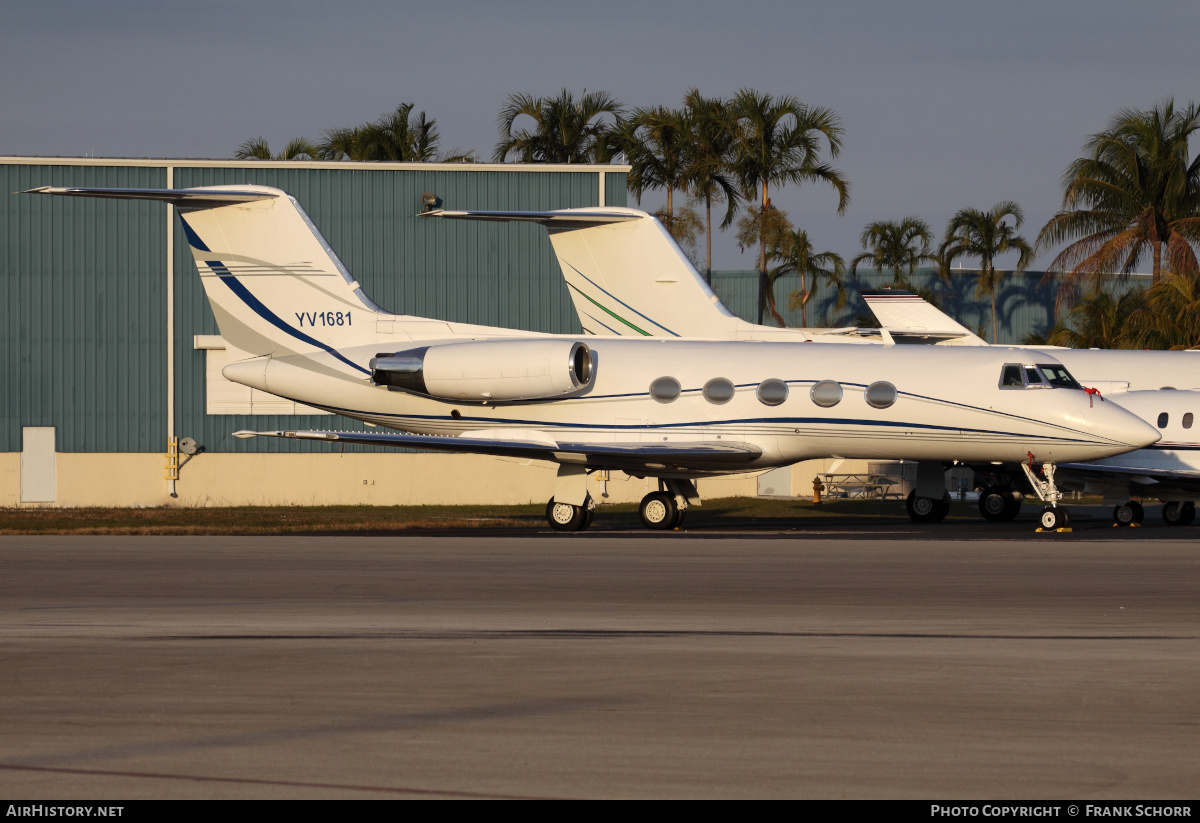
429;207;744;338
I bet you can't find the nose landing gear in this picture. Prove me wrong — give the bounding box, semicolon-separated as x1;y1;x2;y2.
1021;461;1072;532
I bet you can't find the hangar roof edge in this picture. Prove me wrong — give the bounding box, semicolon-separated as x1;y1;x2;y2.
0;156;630;173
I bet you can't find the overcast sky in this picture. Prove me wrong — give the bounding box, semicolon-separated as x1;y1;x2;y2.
2;1;1196;270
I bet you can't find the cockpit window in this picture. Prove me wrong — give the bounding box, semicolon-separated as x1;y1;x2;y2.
1001;365;1024;387
1037;364;1082;389
1000;363;1083;390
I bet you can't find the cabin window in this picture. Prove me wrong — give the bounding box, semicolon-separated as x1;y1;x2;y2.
865;381;898;409
703;378;735;405
811;380;843;408
1158;412;1169;429
756;379;789;406
1184;413;1194;429
1025;366;1046;387
650;377;681;403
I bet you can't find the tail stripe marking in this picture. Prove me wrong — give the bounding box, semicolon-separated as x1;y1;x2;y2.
178;215;211;251
578;308;622;336
207;262;370;376
563;261;678;336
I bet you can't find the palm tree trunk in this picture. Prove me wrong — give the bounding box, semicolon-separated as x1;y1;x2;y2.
757;184;769;325
801;271;808;327
989;264;998;344
1153;240;1162;285
705;197;712;285
766;279;787;328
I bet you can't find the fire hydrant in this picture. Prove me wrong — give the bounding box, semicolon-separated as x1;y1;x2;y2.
812;476;825;504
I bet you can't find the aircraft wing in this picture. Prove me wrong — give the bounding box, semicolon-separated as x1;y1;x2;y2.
1057;461;1200;495
234;428;762;473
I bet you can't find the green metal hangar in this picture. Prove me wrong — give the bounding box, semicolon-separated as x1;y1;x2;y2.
3;156;760;507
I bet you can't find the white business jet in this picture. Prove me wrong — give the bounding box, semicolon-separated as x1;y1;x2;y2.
27;186;1159;532
430;204;1197;527
861;290;1200;527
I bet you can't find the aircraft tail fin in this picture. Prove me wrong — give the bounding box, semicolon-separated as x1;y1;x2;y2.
26;185;385;363
429;207;742;338
860;289;987;346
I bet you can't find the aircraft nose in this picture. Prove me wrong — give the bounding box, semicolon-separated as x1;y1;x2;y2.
1091;400;1161;449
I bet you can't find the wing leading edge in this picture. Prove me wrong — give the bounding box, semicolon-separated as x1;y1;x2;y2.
234;429;763;474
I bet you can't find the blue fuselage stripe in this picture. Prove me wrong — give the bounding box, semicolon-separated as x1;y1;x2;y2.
207;263;371;376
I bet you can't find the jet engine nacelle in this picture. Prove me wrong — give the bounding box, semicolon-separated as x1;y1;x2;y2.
370;339;594;402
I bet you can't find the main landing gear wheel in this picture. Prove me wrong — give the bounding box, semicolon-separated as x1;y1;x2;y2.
907;491;950;523
1162;501;1196;526
978;485;1021;522
1039;507;1071;531
546;496;593;532
640;491;681;530
1113;500;1144;527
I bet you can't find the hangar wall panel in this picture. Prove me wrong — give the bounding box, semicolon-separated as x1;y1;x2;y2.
710;267;1111;344
1;163;167;453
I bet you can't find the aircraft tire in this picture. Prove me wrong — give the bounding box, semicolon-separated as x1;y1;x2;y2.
1162;501;1195;526
906;491;942;523
979;485;1019;522
546;498;585;532
1040;507;1069;530
1129;500;1145;524
932;493;951;522
580;500;596;531
1113;501;1145;527
640;491;679;530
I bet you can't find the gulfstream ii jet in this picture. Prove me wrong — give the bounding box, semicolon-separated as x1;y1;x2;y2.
27;186;1160;532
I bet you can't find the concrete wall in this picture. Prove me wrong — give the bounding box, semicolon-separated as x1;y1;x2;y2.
0;452;758;508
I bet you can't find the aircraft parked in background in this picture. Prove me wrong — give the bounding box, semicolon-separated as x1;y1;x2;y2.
27;186;1159;532
862;291;1200;527
428;206;1200;527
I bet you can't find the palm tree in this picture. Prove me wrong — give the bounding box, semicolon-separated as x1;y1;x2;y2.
849;217;937;287
234;136;318;161
1037;99;1200;306
316;104;440;162
730;89;850;323
1044;285;1148;349
768;228;845;327
682;90;741;283
939;202;1034;343
316;126;358;161
493;89;624;164
620;106;692;235
1125;270;1200;349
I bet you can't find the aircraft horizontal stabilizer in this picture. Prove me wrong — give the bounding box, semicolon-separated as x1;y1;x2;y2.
23;187;277;207
424;209;640;228
860;289;986;346
233;429;762;472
